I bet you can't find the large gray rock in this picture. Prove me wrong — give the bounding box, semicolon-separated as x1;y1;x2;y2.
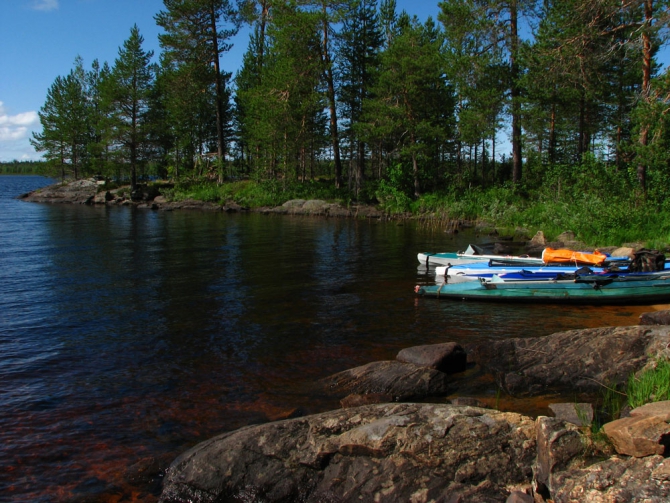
19;179;97;204
319;360;452;401
468;326;670;396
159;403;537;503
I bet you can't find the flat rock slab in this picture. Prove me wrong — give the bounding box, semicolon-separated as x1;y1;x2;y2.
19;180;97;204
159;403;537;503
396;342;467;374
468;326;670;396
319;360;452;401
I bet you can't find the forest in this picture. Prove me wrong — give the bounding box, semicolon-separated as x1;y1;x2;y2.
29;0;670;246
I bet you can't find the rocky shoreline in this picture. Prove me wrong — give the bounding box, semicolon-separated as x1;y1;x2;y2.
159;323;670;503
17;178;387;219
21;180;670;502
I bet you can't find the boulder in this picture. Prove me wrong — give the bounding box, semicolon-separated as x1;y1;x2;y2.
603;401;670;457
19;180;97;204
526;231;547;254
396;342;467;374
603;415;669;457
319;360;452;401
631;400;670;421
533;417;584;499
555;231;576;243
159;403;537;503
640;310;670;326
467;325;670;396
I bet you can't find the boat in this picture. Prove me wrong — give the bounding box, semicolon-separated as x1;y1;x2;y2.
418;244;544;268
414;272;670;305
434;256;668;284
433;262;608;284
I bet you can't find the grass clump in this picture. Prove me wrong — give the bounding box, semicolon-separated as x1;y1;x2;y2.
627;358;670;409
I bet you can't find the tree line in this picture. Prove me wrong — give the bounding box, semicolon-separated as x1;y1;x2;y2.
31;0;670;205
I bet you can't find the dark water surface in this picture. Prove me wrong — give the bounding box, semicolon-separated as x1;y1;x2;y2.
0;176;657;502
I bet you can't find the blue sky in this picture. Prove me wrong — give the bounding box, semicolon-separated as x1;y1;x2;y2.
1;0;668;162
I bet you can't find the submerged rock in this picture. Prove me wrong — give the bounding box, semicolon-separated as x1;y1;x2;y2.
159;403;537;503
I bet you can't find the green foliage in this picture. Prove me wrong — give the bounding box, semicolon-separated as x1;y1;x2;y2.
170;178;349;208
627;359;670;409
0;161;50;175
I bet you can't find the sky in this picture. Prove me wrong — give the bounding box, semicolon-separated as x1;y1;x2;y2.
1;1;668;163
0;0;441;162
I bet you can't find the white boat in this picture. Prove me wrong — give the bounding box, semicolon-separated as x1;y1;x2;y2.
417;244;543;268
434;262;603;284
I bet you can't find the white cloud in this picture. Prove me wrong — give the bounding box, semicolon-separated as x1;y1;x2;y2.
0;101;42;161
31;0;59;11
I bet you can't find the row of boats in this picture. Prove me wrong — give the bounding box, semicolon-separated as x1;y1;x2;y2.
414;244;670;304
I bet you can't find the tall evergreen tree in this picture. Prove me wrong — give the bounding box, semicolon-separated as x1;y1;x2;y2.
360;14;453;197
104;25;155;190
337;0;383;191
31;60;91;181
156;0;239;165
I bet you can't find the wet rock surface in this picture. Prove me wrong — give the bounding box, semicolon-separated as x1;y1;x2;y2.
159;403;537;503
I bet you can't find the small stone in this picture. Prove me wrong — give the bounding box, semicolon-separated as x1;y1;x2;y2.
548;403;593;427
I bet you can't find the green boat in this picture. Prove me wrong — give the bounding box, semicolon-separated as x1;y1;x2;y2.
414;273;670;305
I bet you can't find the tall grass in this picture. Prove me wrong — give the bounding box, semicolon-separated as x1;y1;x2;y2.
627;359;670;409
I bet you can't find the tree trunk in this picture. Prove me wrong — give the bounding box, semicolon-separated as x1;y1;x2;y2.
321;3;343;189
412;133;420;197
637;0;653;192
210;3;226;161
510;0;522;184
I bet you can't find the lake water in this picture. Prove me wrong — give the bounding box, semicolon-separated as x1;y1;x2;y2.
0;175;655;502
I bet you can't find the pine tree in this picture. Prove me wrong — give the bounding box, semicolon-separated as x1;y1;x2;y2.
31;60;91;181
104;25;155;190
156;0;239;168
360;14;453;198
337;0;383;192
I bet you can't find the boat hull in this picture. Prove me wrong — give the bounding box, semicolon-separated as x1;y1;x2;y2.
415;276;670;305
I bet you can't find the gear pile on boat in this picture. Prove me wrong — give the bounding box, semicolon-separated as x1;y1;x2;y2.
415;245;670;304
